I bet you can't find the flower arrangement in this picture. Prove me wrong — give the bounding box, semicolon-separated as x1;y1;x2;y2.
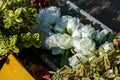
32;2;120;79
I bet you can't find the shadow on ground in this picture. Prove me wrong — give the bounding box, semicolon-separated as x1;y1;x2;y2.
71;0;120;32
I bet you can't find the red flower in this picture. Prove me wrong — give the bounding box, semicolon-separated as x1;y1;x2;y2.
31;65;51;80
43;75;51;80
32;0;50;12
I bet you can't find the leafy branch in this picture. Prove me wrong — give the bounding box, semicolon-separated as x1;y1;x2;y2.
0;0;41;57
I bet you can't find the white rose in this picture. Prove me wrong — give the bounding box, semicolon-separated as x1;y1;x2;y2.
99;42;115;55
73;37;95;53
80;25;95;37
68;53;87;68
45;33;72;49
66;16;83;34
72;38;81;51
57;34;72;49
45;33;61;48
72;29;82;39
54;16;68;33
38;6;61;25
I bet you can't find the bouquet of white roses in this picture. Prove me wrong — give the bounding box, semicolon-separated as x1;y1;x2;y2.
32;1;120;79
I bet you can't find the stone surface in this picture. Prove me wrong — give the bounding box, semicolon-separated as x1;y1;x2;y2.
70;0;120;32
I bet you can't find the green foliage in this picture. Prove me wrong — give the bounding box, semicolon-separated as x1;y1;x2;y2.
0;0;37;35
0;0;41;57
59;49;66;55
19;32;41;48
91;30;114;45
60;54;69;67
51;49;120;80
60;50;70;67
0;31;19;56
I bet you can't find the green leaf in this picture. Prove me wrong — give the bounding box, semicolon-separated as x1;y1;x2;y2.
60;54;69;67
11;46;20;54
67;28;72;34
107;32;114;42
91;30;99;40
59;49;66;55
91;30;114;45
15;8;22;17
15;18;23;23
9;35;18;45
20;32;41;48
0;1;3;9
32;33;41;48
0;34;19;56
8;10;14;17
0;0;40;58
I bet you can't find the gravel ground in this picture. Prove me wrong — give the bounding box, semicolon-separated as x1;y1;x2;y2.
70;0;120;32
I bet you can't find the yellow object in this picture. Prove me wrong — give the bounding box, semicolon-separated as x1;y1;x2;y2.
0;54;35;80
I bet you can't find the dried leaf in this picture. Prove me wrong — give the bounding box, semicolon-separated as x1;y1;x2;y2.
82;78;91;80
114;66;118;75
104;54;110;70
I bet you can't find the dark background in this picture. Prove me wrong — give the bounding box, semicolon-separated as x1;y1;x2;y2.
70;0;120;32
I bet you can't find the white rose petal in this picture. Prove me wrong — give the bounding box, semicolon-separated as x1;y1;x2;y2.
73;37;95;53
72;38;81;52
66;16;82;34
80;25;95;37
72;29;82;39
67;17;79;32
45;33;72;49
54;15;83;34
45;33;61;48
68;53;87;68
57;34;72;49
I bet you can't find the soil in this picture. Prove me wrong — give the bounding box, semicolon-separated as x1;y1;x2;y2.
70;0;120;32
